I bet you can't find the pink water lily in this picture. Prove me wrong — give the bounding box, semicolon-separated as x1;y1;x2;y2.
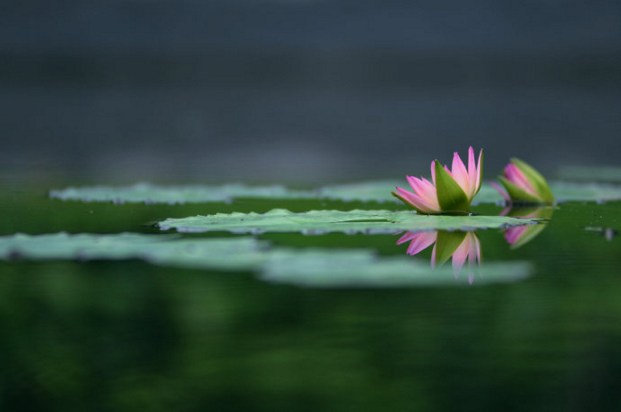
393;147;484;214
397;230;481;283
492;158;554;204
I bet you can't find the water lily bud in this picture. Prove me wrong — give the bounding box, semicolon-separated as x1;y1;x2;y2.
492;158;554;205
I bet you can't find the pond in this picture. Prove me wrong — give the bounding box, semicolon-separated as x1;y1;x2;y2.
0;178;620;411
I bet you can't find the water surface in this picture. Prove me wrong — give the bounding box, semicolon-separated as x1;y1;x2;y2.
0;186;620;411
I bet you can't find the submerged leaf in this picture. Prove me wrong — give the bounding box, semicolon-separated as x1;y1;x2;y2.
159;209;537;235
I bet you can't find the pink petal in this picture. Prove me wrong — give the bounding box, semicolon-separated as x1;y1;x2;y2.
405;175;440;212
406;176;435;200
451;151;471;197
396;231;418;245
403;231;437;255
504;226;528;245
452;232;480;277
471;233;481;264
476;149;483;191
491;182;510;202
467;147;476;181
505;164;537;196
451;241;468;276
395;187;438;213
498;206;512;216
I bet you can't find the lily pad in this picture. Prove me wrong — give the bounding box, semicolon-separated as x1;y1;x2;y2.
318;180;500;203
50;183;314;204
557;166;621;183
158;209;537;235
320;181;621;204
0;233;267;270
0;233;532;288
51;181;621;205
261;248;532;288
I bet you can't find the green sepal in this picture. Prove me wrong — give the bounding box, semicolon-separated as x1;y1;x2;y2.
433;160;470;213
433;231;467;266
510;158;555;204
498;176;543;204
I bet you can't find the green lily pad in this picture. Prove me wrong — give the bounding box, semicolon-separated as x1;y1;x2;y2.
261;248;532;288
159;209;537;235
50;183;315;204
557;166;621;183
0;233;532;288
0;233;267;270
50;180;621;206
320;181;621;204
318;181;501;203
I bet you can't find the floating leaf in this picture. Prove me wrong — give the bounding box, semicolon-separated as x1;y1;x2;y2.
50;181;621;205
261;249;532;288
0;234;532;288
0;233;267;271
159;209;537;235
50;183;314;204
321;181;621;204
547;182;621;204
557;166;621;183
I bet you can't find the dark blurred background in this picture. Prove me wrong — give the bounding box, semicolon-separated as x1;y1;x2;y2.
2;0;620;183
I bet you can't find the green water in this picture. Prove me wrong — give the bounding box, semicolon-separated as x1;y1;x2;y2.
1;186;620;411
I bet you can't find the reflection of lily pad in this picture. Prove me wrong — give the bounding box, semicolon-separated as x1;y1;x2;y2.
159;209;537;235
261;249;532;288
0;233;532;288
51;181;621;205
50;183;314;204
0;233;267;270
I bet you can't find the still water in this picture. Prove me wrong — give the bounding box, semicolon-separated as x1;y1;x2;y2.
0;186;620;411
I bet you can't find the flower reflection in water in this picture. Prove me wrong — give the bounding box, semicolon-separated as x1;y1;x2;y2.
500;206;554;249
397;230;481;284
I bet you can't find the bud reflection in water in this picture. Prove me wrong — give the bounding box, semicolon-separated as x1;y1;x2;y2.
500;206;554;249
397;230;481;284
